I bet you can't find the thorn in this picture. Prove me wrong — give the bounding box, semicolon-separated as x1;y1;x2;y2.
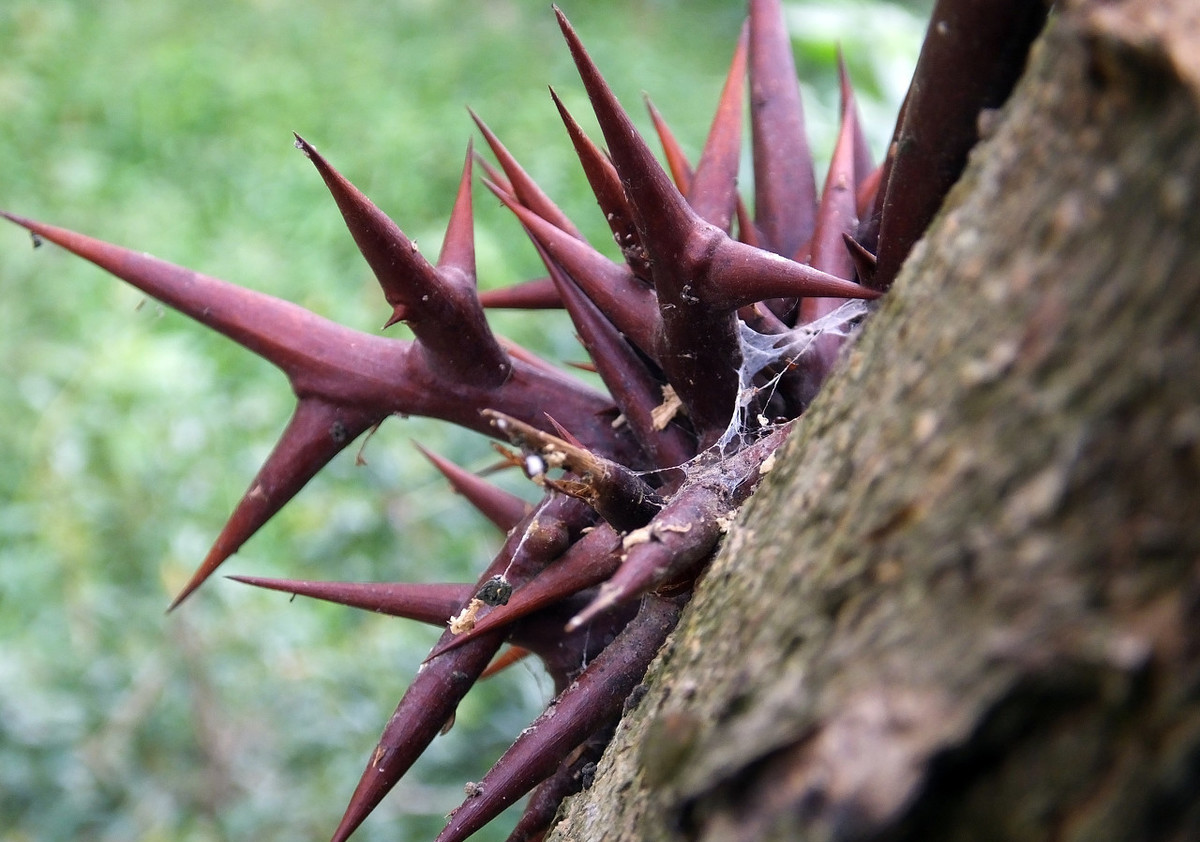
433;594;683;842
414;442;531;533
229;575;471;625
748;0;817;256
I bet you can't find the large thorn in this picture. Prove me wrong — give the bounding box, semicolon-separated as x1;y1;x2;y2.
0;211;407;399
295;135;510;386
230;576;471;626
748;0;817;257
434;594;684;842
329;495;590;842
686;21;748;233
426;524;622;661
477;275;562;309
550;87;651;282
554;8;741;438
872;0;1047;288
485;179;662;360
170;399;384;609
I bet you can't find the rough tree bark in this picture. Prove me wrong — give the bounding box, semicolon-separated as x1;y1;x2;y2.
549;1;1200;840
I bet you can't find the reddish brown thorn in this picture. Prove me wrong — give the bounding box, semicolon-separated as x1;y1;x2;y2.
495;336;574;382
569;425;790;631
556;10;743;437
541;250;695;470
843;233;878;286
230;576;471;626
748;0;817;257
330;495;591;842
480;646;534;680
470;108;584;241
438;141;481;289
484;178;662;360
478;276;562;309
872;0;1047;288
414;443;531;533
331;628;505;842
550;87;650;281
434;594;684;842
856;161;885;221
0;212;405;396
296;134;510;386
427;525;623;661
704;237;881;310
736;195;762;248
837;50;875;188
504;729;611;842
170;399;385;609
802;70;862;319
473;151;511;195
686;21;748;233
644;95;694;194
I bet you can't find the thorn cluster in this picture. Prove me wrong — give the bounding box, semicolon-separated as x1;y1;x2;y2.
2;1;1046;839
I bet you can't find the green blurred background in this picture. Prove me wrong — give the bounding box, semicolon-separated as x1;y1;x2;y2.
0;1;924;839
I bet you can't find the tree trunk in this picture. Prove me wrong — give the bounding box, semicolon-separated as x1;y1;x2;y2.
548;1;1200;840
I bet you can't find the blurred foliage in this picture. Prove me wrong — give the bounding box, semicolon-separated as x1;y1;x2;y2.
0;1;925;839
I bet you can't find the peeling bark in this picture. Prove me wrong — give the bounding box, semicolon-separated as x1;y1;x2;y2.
548;1;1200;840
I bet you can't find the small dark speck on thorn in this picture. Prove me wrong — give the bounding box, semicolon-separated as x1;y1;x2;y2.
30;232;43;248
330;421;349;444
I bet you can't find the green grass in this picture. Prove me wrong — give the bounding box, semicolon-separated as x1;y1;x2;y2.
0;1;924;839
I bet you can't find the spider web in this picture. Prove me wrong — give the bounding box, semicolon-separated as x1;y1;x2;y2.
716;299;874;451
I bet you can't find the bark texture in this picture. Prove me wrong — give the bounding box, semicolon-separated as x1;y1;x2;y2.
548;1;1200;840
